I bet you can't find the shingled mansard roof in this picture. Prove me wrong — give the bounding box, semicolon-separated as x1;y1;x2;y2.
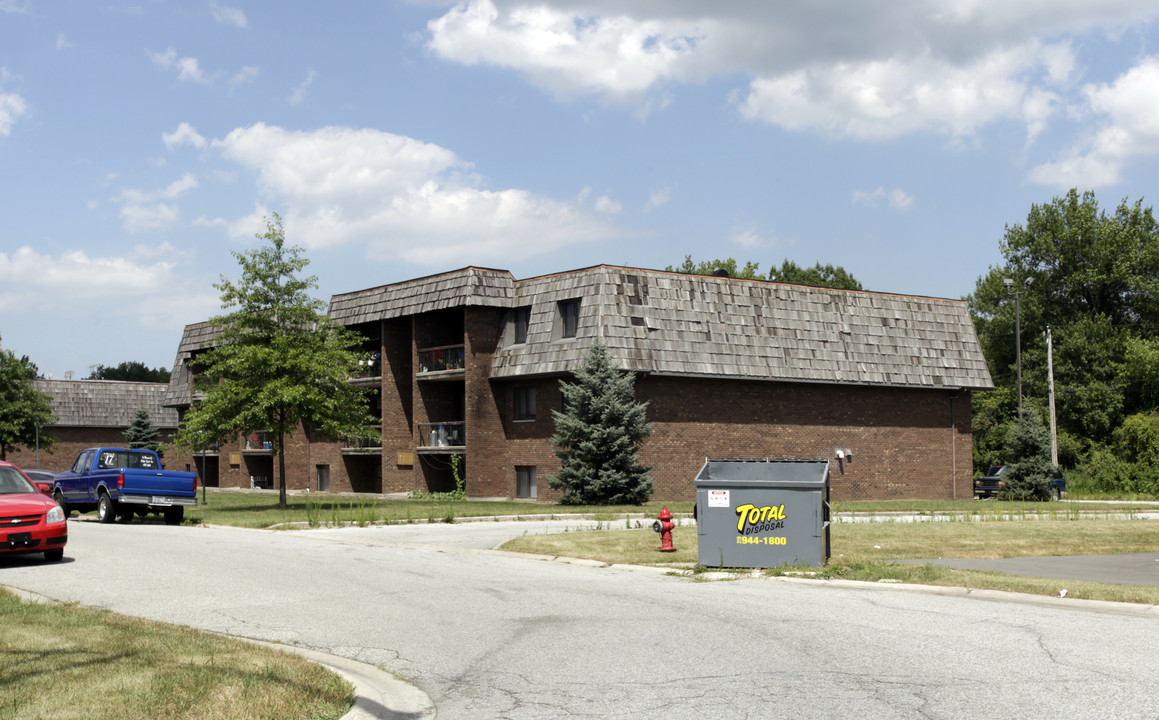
163;321;219;409
330;265;994;391
37;379;180;429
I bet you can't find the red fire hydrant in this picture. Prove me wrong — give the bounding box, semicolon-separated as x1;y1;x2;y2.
653;506;677;552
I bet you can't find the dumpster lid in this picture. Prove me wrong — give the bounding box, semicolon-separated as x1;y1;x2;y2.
693;458;829;488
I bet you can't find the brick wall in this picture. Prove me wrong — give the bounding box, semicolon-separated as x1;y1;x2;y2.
6;427;195;477
464;306;508;496
635;376;973;501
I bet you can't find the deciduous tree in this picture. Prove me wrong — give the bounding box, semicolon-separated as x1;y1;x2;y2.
174;214;380;507
0;336;56;460
968;190;1159;459
89;361;171;383
666;255;863;290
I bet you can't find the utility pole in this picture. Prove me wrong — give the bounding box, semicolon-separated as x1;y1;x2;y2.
1004;276;1034;416
1046;327;1058;467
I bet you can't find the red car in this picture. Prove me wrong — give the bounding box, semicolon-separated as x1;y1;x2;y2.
0;461;68;562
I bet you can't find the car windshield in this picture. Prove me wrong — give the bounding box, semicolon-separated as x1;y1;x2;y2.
985;466;1003;476
96;450;158;470
0;466;37;495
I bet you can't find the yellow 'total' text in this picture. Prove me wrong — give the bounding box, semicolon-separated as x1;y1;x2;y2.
735;503;787;533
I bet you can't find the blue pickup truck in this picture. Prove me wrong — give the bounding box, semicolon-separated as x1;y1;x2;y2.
52;448;197;525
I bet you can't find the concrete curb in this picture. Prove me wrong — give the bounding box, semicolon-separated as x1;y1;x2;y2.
2;584;436;720
253;641;436;720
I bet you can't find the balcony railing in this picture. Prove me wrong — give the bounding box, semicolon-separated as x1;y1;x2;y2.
417;421;465;451
348;352;382;382
342;426;382;452
243;431;271;451
417;345;465;374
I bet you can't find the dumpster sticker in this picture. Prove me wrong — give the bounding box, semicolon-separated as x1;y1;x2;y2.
735;503;787;535
707;489;730;508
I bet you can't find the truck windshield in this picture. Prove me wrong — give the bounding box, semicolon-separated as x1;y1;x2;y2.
97;451;158;470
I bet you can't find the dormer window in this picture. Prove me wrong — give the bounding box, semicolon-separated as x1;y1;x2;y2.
559;299;580;338
512;306;530;344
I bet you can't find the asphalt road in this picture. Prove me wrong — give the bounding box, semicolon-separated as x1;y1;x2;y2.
4;519;1159;719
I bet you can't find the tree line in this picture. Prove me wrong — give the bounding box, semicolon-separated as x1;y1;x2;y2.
969;189;1159;496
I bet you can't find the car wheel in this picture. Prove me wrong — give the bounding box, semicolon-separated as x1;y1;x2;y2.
1051;486;1062;501
163;506;184;526
44;548;64;562
97;493;117;524
116;508;134;523
52;490;71;519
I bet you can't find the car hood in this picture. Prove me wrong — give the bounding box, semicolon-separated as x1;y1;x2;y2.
0;493;57;514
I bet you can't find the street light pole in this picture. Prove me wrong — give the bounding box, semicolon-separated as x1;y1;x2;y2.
1004;276;1034;416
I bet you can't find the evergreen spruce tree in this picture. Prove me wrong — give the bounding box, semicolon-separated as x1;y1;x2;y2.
1001;408;1055;501
549;341;654;505
124;407;161;455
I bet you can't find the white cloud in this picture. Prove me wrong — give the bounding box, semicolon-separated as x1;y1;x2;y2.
0;245;219;331
208;123;619;264
56;33;73;50
425;1;1157;141
210;1;247;29
288;71;316;106
120;203;180;233
593;195;621;214
230;65;259;86
0;1;30;14
0;90;27;136
163;122;207;149
739;43;1066;140
853;186;914;210
427;0;708;102
730;226;783;249
116;173;199;204
1029;56;1159;188
149;47;212;84
114;173;198;232
645;187;671;211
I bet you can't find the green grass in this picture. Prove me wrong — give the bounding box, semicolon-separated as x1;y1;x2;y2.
185;488;693;529
0;589;353;720
499;510;1159;605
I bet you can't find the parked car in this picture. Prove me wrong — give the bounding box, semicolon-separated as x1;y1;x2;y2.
18;468;56;496
974;465;1066;500
0;461;68;562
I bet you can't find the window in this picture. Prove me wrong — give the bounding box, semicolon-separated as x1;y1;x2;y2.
516;466;537;499
511;306;531;344
559;299;580;338
514;386;536;421
317;465;330;492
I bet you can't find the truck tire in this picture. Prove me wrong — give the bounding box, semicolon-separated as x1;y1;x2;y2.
97;493;117;524
52;489;71;519
44;548;64;562
1051;486;1062;501
163;506;184;526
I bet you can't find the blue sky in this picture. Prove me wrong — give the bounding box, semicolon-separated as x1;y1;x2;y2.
3;1;1159;380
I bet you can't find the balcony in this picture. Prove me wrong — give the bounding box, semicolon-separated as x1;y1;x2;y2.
417;421;465;454
342;426;383;455
417;345;465;380
348;352;382;386
242;431;272;453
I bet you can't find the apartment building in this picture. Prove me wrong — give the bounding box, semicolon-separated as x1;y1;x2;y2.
165;265;993;501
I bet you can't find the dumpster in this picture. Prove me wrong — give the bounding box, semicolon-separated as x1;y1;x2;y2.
694;458;830;568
